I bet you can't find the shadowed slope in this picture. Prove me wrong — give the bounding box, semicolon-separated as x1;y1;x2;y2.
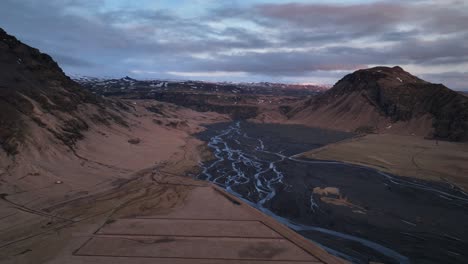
289;66;468;141
0;28;128;155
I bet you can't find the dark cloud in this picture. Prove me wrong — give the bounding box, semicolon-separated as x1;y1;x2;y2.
248;1;468;40
379;30;421;41
421;72;468;90
52;54;95;67
389;36;468;65
0;0;466;89
187;50;368;76
203;1;468;88
255;2;406;35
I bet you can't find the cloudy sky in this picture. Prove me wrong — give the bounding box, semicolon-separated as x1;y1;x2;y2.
1;0;467;89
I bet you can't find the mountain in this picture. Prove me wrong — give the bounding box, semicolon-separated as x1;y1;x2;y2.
75;77;326;97
0;28;128;155
74;76;327;120
288;66;468;141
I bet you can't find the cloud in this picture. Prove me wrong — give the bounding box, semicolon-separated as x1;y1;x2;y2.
52;54;95;67
0;0;467;89
167;71;248;77
421;72;468;90
254;2;406;35
186;50;367;76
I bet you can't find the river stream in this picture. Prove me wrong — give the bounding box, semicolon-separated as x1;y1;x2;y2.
197;121;468;264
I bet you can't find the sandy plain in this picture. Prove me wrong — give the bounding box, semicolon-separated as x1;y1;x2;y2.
300;133;468;191
0;101;343;264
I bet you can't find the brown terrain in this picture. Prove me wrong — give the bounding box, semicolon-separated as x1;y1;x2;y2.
285;67;468;190
285;66;468;141
299;134;468;191
0;28;344;263
234;66;468;190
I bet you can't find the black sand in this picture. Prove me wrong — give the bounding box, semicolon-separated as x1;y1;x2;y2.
197;121;468;264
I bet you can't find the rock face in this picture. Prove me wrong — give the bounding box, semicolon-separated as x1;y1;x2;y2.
289;66;468;141
0;28;127;155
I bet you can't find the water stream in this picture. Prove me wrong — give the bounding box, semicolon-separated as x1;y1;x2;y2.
197;121;468;264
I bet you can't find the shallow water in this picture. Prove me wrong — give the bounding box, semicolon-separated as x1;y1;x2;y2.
197;121;468;264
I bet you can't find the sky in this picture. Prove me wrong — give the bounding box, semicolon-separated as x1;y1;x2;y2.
0;0;467;89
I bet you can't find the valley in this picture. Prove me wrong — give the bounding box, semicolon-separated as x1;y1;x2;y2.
301;134;468;191
196;121;468;264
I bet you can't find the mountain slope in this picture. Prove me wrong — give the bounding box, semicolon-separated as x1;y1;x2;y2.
0;28;128;155
288;66;468;141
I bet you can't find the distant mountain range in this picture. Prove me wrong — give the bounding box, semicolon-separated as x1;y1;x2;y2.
75;68;468;142
74;76;329;97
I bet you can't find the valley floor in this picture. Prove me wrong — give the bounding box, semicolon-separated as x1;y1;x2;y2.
197;121;468;264
0;103;341;264
1;165;340;264
300;134;468;191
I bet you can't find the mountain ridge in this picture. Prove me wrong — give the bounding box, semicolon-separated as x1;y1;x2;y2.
288;66;468;141
0;28;128;155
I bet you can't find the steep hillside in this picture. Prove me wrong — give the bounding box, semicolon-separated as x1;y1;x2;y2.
289;66;468;141
0;28;128;155
0;28;229;200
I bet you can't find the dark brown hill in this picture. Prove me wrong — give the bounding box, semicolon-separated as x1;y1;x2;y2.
289;66;468;141
0;28;127;155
